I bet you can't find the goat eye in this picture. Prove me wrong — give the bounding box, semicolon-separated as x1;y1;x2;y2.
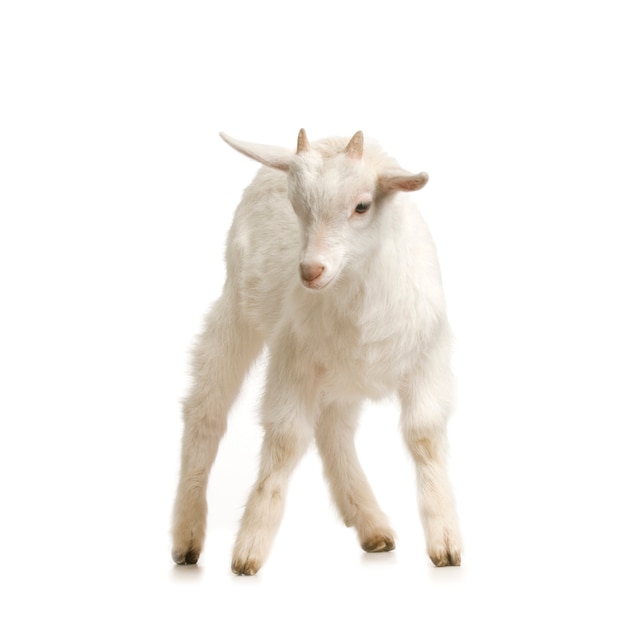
354;202;371;214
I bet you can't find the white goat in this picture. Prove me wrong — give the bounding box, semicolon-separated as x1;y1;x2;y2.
171;129;462;575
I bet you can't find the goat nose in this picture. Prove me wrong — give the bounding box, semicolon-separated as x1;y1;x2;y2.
299;262;325;283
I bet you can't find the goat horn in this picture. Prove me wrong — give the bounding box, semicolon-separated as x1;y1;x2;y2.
344;131;363;159
297;128;310;154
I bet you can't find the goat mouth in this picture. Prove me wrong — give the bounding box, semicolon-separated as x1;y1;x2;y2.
302;273;335;291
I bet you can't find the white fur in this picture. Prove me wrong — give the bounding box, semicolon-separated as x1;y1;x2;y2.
171;130;462;575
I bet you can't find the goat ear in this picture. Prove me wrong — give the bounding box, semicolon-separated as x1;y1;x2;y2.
344;131;364;159
219;132;293;171
378;170;429;192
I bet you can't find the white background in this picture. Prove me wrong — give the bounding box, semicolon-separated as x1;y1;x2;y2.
1;1;625;624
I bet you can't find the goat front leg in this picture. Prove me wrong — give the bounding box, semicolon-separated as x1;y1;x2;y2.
400;330;462;567
171;294;263;565
231;355;315;576
315;400;395;553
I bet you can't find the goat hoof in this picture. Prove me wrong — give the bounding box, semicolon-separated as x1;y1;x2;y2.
231;558;261;576
172;548;200;565
429;546;461;567
361;534;396;553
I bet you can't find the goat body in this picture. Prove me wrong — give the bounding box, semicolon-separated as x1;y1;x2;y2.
172;130;462;575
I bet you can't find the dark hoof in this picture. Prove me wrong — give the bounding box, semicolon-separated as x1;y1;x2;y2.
172;548;200;565
429;549;461;567
231;558;261;576
361;535;396;553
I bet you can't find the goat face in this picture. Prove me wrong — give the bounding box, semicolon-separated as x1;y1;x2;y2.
287;132;378;290
219;129;428;291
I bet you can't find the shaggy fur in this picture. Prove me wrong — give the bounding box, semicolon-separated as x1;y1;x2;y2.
171;130;462;575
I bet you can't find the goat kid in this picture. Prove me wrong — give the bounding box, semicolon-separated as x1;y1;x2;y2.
172;129;462;575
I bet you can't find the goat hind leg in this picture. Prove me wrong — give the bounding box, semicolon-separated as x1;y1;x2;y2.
315;400;395;553
171;295;262;565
